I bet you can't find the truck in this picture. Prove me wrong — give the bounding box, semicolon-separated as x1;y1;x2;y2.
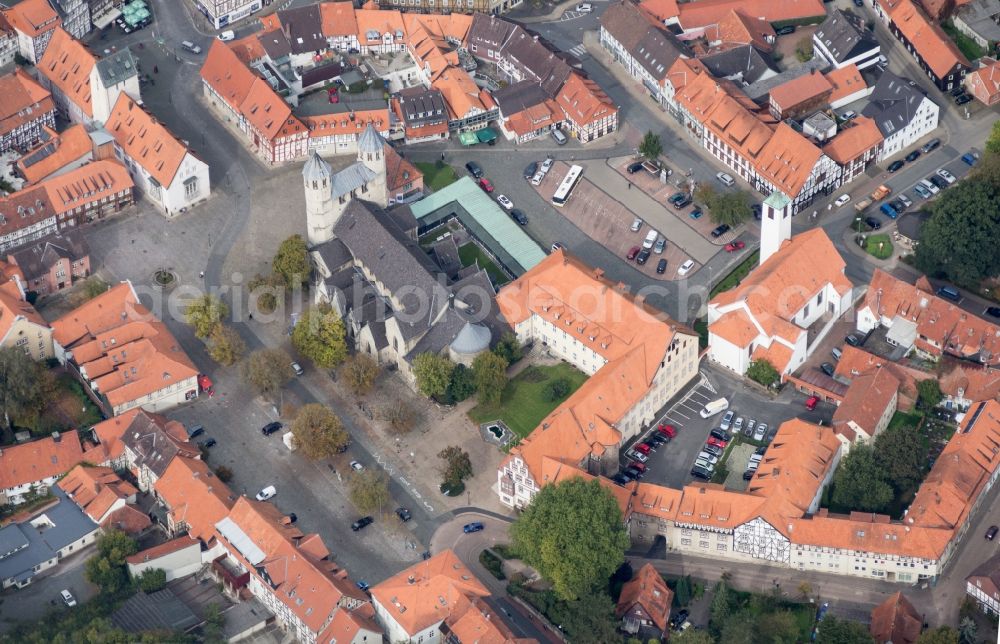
853;185;892;213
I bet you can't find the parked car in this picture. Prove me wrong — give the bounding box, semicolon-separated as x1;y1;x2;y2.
697;451;719;465
523;161;538;180
865;216;882;230
575;2;594;11
653;238;667;254
834;194;851;207
200;438;217;448
352;516;374;531
721;411;735;430
716;171;735;186
937;285;961;302
765;424;778;442
743;469;756;480
256;485;276;501
656;259;667;274
631;217;643;232
725;240;745;252
689;207;703;219
466;161;483;178
840;109;857;121
649;433;668;446
845;333;861;346
921;138;941;154
706;437;726;451
670;610;690;630
887;159;904;173
710;224;730;238
752;204;762;220
962;151;980;166
626;246;641;261
690;466;712;480
733;416;744;434
775;25;796;35
913;183;932;199
628;461;647;474
671;194;692;208
396;508;412;522
820;362;835;377
987;526;999;540
658;423;677;438
510;209;528;225
805;395;819;410
677;259;695;276
936;168;957;184
478;177;494;192
956;94;972;105
951;85;967;97
629;450;649;463
540;157;554;174
350;460;365;471
709;428;731;442
905;150;922;163
636;249;651;265
929;175;948;190
463;522;485;533
745;418;756;435
634;442;653;454
291;362;304;376
612;473;632;485
218;30;236;41
889;199;906;213
985;307;1000;318
356;580;370;592
61;590;77;607
897;193;913;208
496;194;514;210
703;443;723;457
181;40;202;54
627;161;644;174
261;422;282;435
753;424;766;441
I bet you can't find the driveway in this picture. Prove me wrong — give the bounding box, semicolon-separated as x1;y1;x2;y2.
0;546;97;632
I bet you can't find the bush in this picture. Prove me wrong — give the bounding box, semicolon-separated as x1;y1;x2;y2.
136;568;166;593
543;378;572;401
479;550;506;580
493;544;520;560
445;364;476;403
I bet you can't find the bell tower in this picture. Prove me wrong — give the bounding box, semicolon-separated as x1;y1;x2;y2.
356;123;388;206
303;151;336;246
759;191;792;266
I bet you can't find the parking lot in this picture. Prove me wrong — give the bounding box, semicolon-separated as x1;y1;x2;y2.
617;365;837;490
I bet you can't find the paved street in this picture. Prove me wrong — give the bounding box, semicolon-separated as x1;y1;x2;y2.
0;546;98;633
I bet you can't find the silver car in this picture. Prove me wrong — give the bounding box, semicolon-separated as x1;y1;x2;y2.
653;238;667;254
753;423;766;441
733;417;745;434
721;410;735;430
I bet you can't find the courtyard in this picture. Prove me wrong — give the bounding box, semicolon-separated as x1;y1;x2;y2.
468;362;587;439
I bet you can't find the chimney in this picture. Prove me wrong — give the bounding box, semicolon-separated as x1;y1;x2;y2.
593;268;604;280
407;575;415;584
52;431;61;442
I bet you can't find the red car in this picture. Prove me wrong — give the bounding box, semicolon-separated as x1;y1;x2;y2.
478;178;494;193
805;395;819;411
707;436;727;449
626;246;641;261
634;442;652;455
328;88;339;104
657;423;677;438
725;240;746;252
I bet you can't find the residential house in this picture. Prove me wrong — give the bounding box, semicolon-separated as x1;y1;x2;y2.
833;345;923;409
37;159;136;230
355;8;407;54
303;107;392;157
825;64;871;109
600;0;691;107
154;456;236;542
856;269;1000;369
698;43;780;87
2;0;61;63
50;281;200;417
0;486;98;589
965;57;1000;105
831;368;900;451
0;431;83;506
374;0;522;16
0;185;57;253
0;273;53;359
952;0;1000;49
319;2;361;52
190;0;264;30
392;86;450;144
0;69;56;154
126;537;202;583
556;72;619;143
883;0;970;91
966;551;1000;615
768;70;833;120
862;72;939;161
16;125;95;184
939;361;1000;411
104;95;211;216
116;410;200;492
669;0;827;33
6;229;90;296
702;9;776;52
813;9;881;71
0;15;18;67
707;223;854;377
870;592;923;644
56;464;149;534
493;80;562;143
370;549;518;644
495;249;700;508
50;0;91;39
433;67;498;132
616;563;672;638
824;115;884;183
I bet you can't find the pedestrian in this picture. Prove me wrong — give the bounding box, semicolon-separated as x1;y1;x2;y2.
248;312;253;320
440;153;445;161
153;65;158;74
628;182;632;190
199;271;204;278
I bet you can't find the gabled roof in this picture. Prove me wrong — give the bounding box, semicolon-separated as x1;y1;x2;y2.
746;419;841;515
601;1;690;81
869;592;922;644
832;368;899;438
199;40;258;112
384;143;422;194
104;94;192;188
7;229;88;285
16;124;92;184
966;57;1000;102
0;276;47;343
38;27;95;118
616;563;673;632
119;410;199;478
814;9;879;64
0;69;54;140
825;63;869;105
0;185;53;240
155;456;236;543
707;9;776;50
769;70;832;110
125;535;200;565
966;551;1000;605
676;0;826;30
862;71;935;138
824;116;883;164
57;464;137;524
887;0;970;78
40;160;134;215
556;72;616;127
755;122;824;198
0;431;83;491
319;2;359;37
2;0;60;38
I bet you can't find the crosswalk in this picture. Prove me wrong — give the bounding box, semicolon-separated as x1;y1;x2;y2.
567;44;588;57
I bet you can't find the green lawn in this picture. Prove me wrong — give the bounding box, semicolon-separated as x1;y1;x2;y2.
458;242;510;286
469;363;588;438
943;20;986;61
414;161;459;192
864;234;894;260
711;250;760;297
887;410;924;432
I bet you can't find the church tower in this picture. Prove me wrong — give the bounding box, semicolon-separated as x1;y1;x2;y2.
759;191;792;266
357;123;388;206
303;151;335;246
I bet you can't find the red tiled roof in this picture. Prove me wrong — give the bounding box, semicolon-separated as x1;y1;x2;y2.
616;563;672;632
0;69;54;140
38;27;95;118
888;0;969;79
0;431;83;491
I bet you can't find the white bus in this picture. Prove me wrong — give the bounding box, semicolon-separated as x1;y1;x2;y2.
552;164;583;206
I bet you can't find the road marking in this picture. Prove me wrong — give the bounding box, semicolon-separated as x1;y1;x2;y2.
567;44;588;56
672;409;691;420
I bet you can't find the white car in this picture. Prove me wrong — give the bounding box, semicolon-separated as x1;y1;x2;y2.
920;178;940;194
576;2;594;11
61;589;77;607
677;259;695;276
720;410;735;430
834;194;851;207
291;362;304;376
631;217;643;232
629;450;649;463
897;193;913;208
350;460;365;471
218;30;235;41
936;168;957;184
840;110;857;121
531;171;544;186
497;194;514;210
540;157;554;174
255;485;276;501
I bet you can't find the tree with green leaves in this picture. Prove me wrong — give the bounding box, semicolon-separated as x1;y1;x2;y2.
291;403;350;459
986;120;1000;155
342;353;380;394
243;348;294;398
413;352;455;399
639;131;662;161
795;36;814;62
673;575;692;606
248;273;285;314
831;442;893;512
85;530;138;594
291;305;348;369
915;179;1000;288
185;294;228;338
554;591;621;644
445;363;476;403
709;579;735;634
671;630;715;644
135;568;167;593
76;276;110;303
493;331;523;364
958;617;977;644
510;478;630;601
272;234;311;286
917;626;959;644
438;445;473;487
0;347;56;431
875;423;926;491
815;615;875;644
720;611;756;644
709;191;752;227
350;469;391;515
756;610;800;643
208;325;245;366
917;378;944;410
472;351;508;406
746;359;780;388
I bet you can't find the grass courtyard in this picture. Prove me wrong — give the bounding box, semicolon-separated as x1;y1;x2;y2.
414;161;459;192
458;242;509;286
864;234;894;260
711;250;760;297
468;363;587;439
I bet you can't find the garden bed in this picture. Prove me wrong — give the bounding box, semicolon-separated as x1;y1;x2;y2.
863;234;894;260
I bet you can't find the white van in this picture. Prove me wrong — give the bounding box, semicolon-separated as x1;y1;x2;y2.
218;30;236;41
181;40;202;54
716;172;735;187
700;398;729;418
576;2;594;11
551;128;567;145
642;229;659;249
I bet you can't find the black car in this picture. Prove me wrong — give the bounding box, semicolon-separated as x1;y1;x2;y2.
625;466;644;480
890;199;906;213
352;516;374;531
649;433;668;446
905;150;921;163
743;469;756;480
854;0;863;4
611;473;631;485
636;249;651;265
820;362;835;377
670;610;690;629
710;224;731;238
929;175;948;190
766;425;779;442
287;512;297;523
865;216;882;230
775;25;796;35
261;421;282;435
710;428;731;442
395;507;412;522
668;191;689;206
755;445;768;456
671;195;692;209
690;467;711;480
887;159;905;173
465;161;483;178
986;307;1000;318
510;209;528;225
845;333;861;346
200;438;217;448
523;161;538;180
956;94;972;106
627;161;644;174
950;86;967;97
752;204;762;220
656;258;667;274
921;138;941;154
